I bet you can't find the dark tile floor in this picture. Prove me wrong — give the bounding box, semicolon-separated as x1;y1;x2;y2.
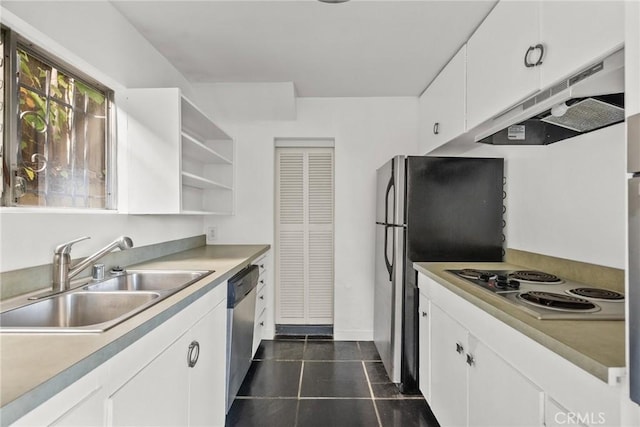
226;337;440;427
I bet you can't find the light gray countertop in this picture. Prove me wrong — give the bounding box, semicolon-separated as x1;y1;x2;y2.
413;261;625;384
0;244;269;426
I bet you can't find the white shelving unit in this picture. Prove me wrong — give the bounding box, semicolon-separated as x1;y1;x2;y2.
123;88;234;215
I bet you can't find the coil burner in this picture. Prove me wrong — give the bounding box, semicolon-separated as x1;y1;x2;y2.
509;270;563;284
567;288;625;301
457;269;493;280
517;291;599;312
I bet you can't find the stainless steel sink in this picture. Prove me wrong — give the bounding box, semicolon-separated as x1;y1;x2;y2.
0;269;214;333
84;270;211;292
0;292;160;333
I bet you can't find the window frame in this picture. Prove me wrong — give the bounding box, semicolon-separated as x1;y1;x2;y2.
1;27;116;210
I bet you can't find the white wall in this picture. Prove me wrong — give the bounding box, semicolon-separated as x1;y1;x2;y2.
0;2;203;273
432;124;626;269
197;96;419;340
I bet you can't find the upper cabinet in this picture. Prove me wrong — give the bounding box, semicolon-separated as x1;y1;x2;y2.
418;45;467;154
123;88;234;215
466;0;624;131
466;1;540;131
539;1;624;89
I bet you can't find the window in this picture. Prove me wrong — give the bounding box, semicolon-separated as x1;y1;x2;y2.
2;29;114;209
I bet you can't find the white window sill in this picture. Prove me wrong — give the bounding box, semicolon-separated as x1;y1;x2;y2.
0;207;122;215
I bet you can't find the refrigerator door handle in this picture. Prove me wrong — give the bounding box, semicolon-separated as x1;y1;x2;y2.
385;174;394;224
384;225;393;281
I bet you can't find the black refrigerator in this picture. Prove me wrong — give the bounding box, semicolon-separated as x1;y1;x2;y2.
374;156;504;392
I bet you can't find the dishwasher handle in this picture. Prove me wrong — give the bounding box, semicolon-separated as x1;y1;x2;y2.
227;264;259;308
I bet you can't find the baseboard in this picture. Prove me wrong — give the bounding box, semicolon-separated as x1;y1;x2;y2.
333;329;374;341
275;324;333;336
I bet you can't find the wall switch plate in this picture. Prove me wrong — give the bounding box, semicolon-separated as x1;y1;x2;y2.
206;226;217;244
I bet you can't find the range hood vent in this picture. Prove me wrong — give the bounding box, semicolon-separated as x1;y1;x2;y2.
477;50;624;146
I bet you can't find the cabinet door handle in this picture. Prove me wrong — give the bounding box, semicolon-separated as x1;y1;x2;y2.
455;342;464;354
433;122;440;135
533;43;545;66
187;341;200;368
466;353;475;366
260;279;265;285
259;321;264;327
524;46;536;68
421;311;428;317
259;295;265;300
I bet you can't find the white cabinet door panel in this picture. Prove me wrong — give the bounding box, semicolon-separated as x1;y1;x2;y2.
188;302;227;427
418;291;430;400
419;45;467;154
109;335;189;426
466;1;540;129
430;304;468;427
539;1;624;88
467;336;543;427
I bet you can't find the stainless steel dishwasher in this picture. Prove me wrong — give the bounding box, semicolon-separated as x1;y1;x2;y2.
225;264;259;413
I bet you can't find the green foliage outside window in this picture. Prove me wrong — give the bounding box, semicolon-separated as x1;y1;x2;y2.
15;47;109;208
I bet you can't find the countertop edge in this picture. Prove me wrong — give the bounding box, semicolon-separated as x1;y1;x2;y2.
413;262;624;384
0;244;269;426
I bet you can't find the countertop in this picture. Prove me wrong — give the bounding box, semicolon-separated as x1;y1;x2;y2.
0;244;269;425
413;261;625;384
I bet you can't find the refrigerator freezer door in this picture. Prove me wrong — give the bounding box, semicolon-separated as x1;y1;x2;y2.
629;178;640;403
629;113;640;173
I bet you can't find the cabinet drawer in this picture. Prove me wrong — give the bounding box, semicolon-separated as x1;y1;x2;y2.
255;285;267;316
252;309;266;357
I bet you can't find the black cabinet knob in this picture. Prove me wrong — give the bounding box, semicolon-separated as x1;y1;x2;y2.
455;342;464;354
466;354;475;366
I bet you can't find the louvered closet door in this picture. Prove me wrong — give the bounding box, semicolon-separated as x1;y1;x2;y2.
276;147;334;325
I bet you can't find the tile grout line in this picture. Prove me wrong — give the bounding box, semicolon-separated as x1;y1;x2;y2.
362;360;384;427
295;352;305;427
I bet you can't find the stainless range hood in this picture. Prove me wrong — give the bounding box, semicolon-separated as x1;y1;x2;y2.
477;49;624;146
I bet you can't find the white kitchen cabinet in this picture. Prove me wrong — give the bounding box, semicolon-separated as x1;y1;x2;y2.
186;300;227;426
252;253;269;357
418;45;467;154
539;1;624;88
466;0;624;131
467;335;543;426
123;88;234;215
417;290;431;401
109;333;190;426
12;367;106;427
466;1;540;130
417;271;621;427
109;298;227;427
429;303;468;427
429;303;543;427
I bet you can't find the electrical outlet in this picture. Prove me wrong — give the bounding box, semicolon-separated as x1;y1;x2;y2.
206;226;218;244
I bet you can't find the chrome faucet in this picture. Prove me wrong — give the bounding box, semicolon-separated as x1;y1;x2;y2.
52;236;134;292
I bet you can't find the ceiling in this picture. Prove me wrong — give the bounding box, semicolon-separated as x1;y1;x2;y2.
111;0;497;97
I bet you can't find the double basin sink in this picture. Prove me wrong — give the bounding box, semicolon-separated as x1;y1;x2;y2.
0;270;213;333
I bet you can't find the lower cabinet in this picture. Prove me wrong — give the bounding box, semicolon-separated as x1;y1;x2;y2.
418;271;622;427
109;333;190;426
13;367;106;427
251;252;270;357
418;291;431;400
109;297;227;427
13;282;228;427
429;303;543;427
